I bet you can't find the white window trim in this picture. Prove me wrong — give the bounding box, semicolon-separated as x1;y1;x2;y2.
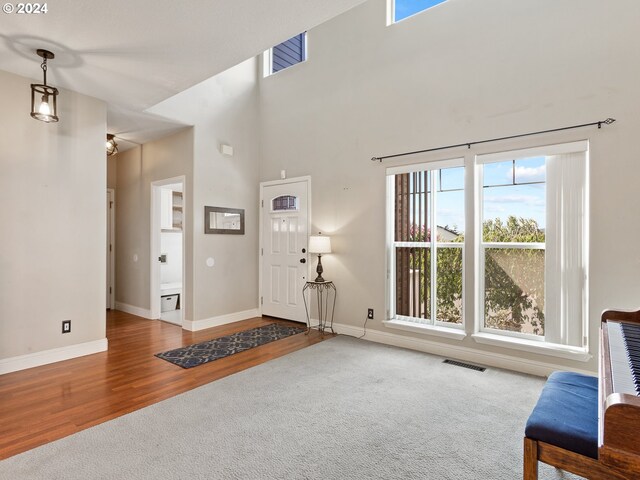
384;319;466;340
482;242;545;250
262;49;273;78
476;140;588;164
386;157;463;175
472;332;591;362
386;158;465;331
386;0;395;26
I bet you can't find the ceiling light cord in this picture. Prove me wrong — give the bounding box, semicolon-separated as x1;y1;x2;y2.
40;57;47;83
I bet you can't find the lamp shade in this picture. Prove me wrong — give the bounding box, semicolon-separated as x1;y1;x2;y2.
309;235;331;254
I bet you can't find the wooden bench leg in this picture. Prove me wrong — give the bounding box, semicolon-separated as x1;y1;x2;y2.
524;437;539;480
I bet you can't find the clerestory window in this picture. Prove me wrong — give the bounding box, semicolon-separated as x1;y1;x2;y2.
265;32;307;76
392;0;448;23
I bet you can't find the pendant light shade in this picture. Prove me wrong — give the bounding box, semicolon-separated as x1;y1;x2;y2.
30;49;59;123
106;134;118;156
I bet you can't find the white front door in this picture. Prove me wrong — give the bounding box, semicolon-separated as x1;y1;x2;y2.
261;179;309;322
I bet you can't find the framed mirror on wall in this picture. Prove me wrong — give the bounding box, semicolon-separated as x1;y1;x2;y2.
204;206;245;234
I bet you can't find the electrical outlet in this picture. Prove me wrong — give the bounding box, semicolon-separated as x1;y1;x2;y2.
62;320;71;334
367;308;374;320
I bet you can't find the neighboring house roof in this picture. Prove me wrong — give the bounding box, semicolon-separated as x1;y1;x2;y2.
437;225;460;241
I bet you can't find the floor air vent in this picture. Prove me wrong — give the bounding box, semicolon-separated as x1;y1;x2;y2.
443;359;486;372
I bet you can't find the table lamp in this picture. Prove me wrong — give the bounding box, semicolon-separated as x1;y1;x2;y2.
308;234;332;282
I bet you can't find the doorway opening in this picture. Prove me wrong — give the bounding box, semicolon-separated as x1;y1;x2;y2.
151;177;185;326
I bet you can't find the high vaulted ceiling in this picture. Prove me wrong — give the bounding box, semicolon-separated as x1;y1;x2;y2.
1;0;367;145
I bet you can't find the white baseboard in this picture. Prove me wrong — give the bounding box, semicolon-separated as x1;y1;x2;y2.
0;338;108;375
115;302;153;319
333;323;594;378
183;308;260;332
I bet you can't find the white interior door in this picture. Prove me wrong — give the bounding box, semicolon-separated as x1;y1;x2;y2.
261;179;309;322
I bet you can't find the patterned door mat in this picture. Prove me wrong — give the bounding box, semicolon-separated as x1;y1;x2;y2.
155;323;306;369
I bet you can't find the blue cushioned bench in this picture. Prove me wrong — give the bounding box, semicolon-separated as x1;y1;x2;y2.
523;371;627;480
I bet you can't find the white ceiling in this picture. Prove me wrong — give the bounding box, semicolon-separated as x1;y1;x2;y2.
1;0;367;145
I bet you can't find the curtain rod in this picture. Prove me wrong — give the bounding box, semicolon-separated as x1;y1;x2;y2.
370;117;616;162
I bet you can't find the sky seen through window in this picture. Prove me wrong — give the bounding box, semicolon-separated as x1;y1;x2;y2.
394;0;448;22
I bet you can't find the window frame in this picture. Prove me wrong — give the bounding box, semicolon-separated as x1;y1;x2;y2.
382;141;591;361
388;0;449;25
476;161;546;343
386;158;466;333
475;141;589;350
263;32;308;77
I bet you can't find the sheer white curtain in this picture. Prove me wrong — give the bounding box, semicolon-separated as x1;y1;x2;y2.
545;150;588;347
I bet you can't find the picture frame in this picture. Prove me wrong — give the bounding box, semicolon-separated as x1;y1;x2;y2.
204;206;245;234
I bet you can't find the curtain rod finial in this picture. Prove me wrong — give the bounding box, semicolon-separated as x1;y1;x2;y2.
604;118;616;125
371;156;381;162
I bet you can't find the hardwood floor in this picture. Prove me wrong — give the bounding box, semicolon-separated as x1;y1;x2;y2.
0;310;330;460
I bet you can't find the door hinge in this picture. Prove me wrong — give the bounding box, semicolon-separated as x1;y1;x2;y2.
109;244;112;252
260;296;263;305
261;248;263;256
261;200;264;207
109;287;112;294
110;201;113;209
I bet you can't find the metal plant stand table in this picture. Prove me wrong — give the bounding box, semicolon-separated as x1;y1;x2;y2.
303;280;336;334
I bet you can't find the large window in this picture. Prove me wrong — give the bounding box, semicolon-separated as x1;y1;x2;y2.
265;33;307;76
477;142;588;348
387;160;465;329
480;157;546;338
386;141;589;355
392;0;448;23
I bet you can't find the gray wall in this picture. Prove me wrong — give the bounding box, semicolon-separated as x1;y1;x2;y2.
0;69;107;359
149;59;260;322
258;0;640;372
115;129;194;317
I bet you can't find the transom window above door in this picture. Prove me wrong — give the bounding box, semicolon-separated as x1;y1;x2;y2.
272;195;298;212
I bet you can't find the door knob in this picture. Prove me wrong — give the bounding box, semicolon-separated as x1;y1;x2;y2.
300;258;306;264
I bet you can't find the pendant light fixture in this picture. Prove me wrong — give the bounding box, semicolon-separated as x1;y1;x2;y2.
106;134;118;156
30;49;59;123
